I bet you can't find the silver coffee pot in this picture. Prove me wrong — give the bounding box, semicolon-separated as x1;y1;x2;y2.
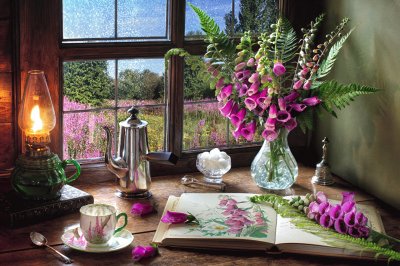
104;107;177;198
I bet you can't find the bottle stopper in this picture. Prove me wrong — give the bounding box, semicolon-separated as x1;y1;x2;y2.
311;137;334;185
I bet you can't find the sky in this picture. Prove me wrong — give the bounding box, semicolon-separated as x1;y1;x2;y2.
63;0;238;75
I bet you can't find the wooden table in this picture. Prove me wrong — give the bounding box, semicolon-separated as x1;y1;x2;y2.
0;165;399;265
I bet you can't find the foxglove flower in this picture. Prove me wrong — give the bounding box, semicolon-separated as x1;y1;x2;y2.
316;191;327;203
257;90;271;110
319;201;331;215
293;79;303;90
341;192;355;204
132;245;157;261
219;99;235;117
131;202;154;216
260;75;272;84
303;80;312;90
247;57;255;67
235;70;251;81
268;104;278;118
248;72;259;83
355;211;368;226
284;91;300;103
319;213;334;228
233;122;245;141
247;81;260;96
215;77;225;90
217;84;233;101
241;121;257;141
334;219;348;234
262;129;278;142
229;108;246;127
328;204;343;220
278;97;286;110
284;118;297;132
234;62;246;71
276;110;291;123
344;211;356;227
300;67;309;76
341;201;356;214
237;83;248;97
307;201;320;220
161;211;198;224
264;117;276;130
273;62;286;76
290;103;307;112
303;96;321;106
244;94;259;111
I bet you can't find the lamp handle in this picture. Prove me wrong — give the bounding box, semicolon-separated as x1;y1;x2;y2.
62;159;81;183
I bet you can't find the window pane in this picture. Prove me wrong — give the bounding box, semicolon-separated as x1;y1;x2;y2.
63;0;115;39
63;110;116;160
118;0;168;38
183;58;214;102
63;60;115;111
118;107;165;151
117;59;165;107
185;0;278;39
183;102;228;150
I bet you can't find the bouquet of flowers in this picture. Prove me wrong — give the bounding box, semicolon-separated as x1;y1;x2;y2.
166;4;378;189
185;5;378;141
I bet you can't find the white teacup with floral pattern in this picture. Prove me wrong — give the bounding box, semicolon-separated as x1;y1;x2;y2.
80;204;128;244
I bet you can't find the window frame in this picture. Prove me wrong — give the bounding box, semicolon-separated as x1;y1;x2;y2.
18;0;301;175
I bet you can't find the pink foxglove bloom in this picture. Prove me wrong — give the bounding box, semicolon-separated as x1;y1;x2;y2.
212;69;219;77
284;118;297;132
318;201;331;215
232;122;245;141
293;79;303;90
268;104;278;118
303;96;321;106
303;80;312;90
341;201;356;214
237;82;248;97
328;204;343;220
355;211;368;226
247;81;260;96
229;108;246;127
241;121;257;141
248;72;259;83
284;91;300;103
264;117;276;130
131;202;154;216
262;129;278;142
160;211;197;224
341;192;355;204
316;191;327;203
215;77;225;90
289;103;307;112
276;110;291;123
132;245;157;261
217;84;233;101
235;70;251;81
244;94;259;111
334;219;348;234
257;90;271;110
234;62;246;71
344;211;356;227
278;97;286;110
261;75;273;84
247;57;255;67
301;67;309;76
319;213;334;228
307;201;320;220
219;99;235;117
273;62;286;76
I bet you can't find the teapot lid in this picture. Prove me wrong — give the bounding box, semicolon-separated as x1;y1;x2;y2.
119;106;148;128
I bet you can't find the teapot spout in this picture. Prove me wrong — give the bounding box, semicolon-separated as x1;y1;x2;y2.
103;126;128;179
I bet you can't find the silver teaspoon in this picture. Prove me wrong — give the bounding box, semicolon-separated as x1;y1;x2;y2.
30;232;73;264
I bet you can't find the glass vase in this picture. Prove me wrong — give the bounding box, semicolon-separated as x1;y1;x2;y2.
251;128;298;190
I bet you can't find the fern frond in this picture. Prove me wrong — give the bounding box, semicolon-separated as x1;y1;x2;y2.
275;18;298;63
188;3;236;56
317;28;354;79
250;194;400;262
316;80;379;116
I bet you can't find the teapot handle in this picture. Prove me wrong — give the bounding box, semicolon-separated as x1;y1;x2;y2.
62;159;81;183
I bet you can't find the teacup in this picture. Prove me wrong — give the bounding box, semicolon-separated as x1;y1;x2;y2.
80;203;128;244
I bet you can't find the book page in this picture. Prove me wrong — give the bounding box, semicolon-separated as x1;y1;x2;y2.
164;193;277;245
275;200;384;246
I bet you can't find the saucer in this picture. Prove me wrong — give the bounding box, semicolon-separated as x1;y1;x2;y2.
61;228;134;253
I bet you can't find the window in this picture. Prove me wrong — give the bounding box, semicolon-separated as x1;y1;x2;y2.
19;0;279;172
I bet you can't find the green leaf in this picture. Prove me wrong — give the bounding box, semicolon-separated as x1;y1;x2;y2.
316;81;379;117
275;18;298;63
317;28;354;79
296;108;314;133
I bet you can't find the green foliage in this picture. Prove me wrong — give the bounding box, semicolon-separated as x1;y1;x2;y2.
118;69;164;100
296;107;314;133
188;3;236;59
250;194;400;262
64;61;113;106
316;81;379;117
274;18;298;64
317;28;355;79
184;57;214;100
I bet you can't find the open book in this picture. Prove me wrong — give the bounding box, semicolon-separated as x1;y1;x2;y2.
153;193;385;259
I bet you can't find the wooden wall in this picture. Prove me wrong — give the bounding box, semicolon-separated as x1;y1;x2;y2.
0;0;15;170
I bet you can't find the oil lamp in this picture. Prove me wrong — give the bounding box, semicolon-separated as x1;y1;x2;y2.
11;70;81;200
